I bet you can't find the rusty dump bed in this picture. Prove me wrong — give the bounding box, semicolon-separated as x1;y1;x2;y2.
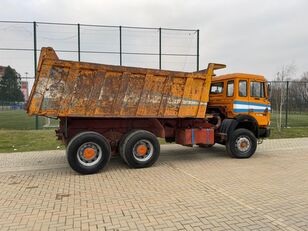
27;47;225;118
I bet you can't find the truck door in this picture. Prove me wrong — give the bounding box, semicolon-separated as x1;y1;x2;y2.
249;80;270;126
234;79;249;114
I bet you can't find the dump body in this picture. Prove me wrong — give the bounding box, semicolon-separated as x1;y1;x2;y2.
27;47;225;118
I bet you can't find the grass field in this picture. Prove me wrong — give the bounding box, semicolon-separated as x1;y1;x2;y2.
0;110;308;153
270;127;308;139
0;110;58;130
0;110;62;152
270;112;308;127
0;130;64;153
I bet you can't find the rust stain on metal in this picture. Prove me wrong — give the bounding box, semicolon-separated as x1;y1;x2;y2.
27;47;225;119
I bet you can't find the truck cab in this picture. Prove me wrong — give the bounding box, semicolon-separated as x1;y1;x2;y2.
207;73;271;157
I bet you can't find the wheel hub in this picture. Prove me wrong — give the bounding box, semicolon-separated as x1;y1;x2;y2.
136;144;148;156
83;148;96;160
236;137;251;152
77;142;102;166
133;140;154;162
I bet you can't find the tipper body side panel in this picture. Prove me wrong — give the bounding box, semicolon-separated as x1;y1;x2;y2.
27;47;222;119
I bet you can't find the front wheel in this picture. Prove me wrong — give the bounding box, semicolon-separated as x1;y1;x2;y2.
226;128;257;158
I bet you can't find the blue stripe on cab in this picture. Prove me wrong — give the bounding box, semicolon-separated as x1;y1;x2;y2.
233;109;267;113
233;100;270;107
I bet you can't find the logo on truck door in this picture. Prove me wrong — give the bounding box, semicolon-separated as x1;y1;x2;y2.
233;101;271;113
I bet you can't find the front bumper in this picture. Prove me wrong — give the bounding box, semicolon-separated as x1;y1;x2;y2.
258;127;270;138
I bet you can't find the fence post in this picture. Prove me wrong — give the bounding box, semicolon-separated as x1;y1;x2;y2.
33;21;39;130
196;29;199;71
285;81;289;128
77;23;81;62
159;28;162;69
119;26;122;66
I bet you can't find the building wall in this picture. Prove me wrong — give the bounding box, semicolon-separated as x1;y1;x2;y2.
21;81;29;101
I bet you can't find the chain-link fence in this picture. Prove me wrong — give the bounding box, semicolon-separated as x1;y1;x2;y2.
1;21;308;130
0;20;199;130
269;81;308;128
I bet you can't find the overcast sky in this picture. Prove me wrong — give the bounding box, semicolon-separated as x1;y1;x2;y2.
1;0;308;81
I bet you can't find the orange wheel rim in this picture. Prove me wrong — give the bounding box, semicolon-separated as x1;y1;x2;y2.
136;144;148;156
83;148;96;159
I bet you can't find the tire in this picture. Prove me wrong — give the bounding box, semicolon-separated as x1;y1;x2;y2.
121;130;160;168
219;119;238;145
198;144;215;148
66;131;111;174
226;128;257;158
118;129;137;164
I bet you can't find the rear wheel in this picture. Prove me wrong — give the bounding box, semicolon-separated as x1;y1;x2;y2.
119;130;137;164
66;132;111;174
120;130;160;168
226;128;257;158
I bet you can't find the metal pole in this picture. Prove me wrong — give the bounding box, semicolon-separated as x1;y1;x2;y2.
119;26;122;66
285;81;289;128
196;29;199;71
159;28;162;69
77;23;81;61
33;21;39;130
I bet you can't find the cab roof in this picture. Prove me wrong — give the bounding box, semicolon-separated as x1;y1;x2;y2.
212;73;266;82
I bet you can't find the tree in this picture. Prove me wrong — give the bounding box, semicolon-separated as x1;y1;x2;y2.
0;66;24;103
271;64;295;131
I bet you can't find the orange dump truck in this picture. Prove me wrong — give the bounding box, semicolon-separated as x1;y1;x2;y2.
27;47;270;174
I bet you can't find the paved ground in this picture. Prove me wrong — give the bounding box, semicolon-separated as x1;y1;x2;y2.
0;138;308;231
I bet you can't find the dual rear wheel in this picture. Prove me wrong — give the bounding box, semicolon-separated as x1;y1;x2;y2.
66;132;111;174
66;130;160;174
119;130;160;168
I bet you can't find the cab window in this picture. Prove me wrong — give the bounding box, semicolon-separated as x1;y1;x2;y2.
227;80;234;97
210;82;223;94
250;81;265;98
239;80;247;97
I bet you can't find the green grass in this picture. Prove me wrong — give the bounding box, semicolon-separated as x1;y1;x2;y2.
270;112;308;127
269;127;308;139
0;110;62;152
0;110;58;130
0;110;44;130
0;130;64;153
